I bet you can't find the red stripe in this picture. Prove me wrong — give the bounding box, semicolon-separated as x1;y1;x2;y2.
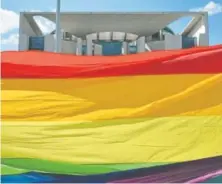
1;45;222;78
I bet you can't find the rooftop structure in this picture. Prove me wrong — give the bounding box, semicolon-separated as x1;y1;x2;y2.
19;12;209;55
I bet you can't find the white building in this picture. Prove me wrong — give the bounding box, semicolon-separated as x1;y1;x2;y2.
19;12;209;55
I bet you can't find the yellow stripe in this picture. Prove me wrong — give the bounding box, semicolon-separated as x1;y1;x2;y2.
2;74;222;121
2;116;222;164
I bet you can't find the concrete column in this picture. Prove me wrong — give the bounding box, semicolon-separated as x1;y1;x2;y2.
19;34;29;51
159;30;164;40
76;38;82;55
55;0;61;52
122;42;128;55
86;35;93;55
202;13;209;46
44;34;55;52
137;36;145;53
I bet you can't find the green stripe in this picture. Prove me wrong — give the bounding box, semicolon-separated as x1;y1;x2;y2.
1;164;28;175
2;158;169;175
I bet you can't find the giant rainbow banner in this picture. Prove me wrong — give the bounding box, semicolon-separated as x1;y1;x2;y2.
1;45;222;183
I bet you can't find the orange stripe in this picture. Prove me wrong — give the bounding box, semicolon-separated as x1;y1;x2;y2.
2;74;222;122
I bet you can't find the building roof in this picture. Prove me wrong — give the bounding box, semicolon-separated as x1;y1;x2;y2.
22;12;203;38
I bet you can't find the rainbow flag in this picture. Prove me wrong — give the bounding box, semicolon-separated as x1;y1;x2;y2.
1;45;222;183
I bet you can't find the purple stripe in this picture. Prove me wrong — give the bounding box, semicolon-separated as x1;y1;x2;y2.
186;169;222;183
110;156;222;183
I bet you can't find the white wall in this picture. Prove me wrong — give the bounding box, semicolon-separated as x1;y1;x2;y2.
165;34;182;50
61;40;77;54
186;14;209;46
147;40;165;50
44;35;55;52
198;33;209;46
19;13;38;51
19;13;37;36
19;34;29;51
188;20;205;38
94;44;102;55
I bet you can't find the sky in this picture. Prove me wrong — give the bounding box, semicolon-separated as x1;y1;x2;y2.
1;0;222;51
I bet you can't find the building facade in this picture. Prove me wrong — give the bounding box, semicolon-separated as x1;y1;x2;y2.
19;12;209;55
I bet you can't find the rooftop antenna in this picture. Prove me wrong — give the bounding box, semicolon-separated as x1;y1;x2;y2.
55;0;61;52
